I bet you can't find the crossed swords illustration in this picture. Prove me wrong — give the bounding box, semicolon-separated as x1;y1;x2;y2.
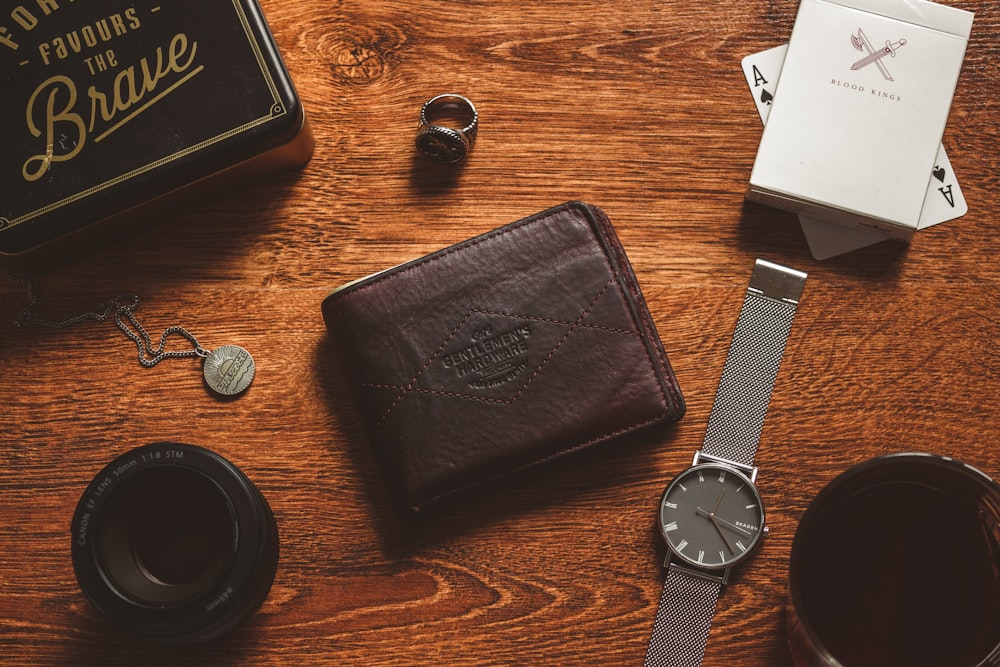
851;28;906;81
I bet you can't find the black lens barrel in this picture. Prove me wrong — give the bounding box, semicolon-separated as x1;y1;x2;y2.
71;442;279;643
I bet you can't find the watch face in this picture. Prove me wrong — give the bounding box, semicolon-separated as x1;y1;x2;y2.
658;463;766;570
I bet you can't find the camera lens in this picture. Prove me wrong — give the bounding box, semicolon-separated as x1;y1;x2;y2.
71;443;279;643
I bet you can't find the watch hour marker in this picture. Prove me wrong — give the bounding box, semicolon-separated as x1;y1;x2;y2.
678;483;688;492
664;501;678;509
736;540;747;552
736;485;744;494
719;550;726;562
664;522;678;532
677;539;688;552
746;503;758;510
698;471;705;482
697;550;705;564
718;471;726;483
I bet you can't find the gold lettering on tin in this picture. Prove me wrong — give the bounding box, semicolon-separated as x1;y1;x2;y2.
22;33;202;182
6;0;79;33
21;74;84;181
37;9;140;66
11;7;39;31
0;26;19;51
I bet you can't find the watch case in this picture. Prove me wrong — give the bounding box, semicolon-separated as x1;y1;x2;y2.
658;452;767;582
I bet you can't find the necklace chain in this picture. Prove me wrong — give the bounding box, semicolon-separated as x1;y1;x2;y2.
1;263;208;367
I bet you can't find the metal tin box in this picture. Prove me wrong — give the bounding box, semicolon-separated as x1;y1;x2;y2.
0;0;313;262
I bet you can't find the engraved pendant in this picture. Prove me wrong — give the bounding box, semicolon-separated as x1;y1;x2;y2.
203;345;255;396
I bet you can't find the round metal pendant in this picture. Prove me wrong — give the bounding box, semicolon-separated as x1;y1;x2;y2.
203;345;255;396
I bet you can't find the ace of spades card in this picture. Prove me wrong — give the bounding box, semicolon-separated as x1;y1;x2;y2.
742;44;968;260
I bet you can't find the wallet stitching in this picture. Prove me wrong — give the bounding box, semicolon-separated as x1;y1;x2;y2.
607;267;675;411
369;276;618;424
372;308;479;424
470;308;639;336
507;276;616;402
592;210;681;411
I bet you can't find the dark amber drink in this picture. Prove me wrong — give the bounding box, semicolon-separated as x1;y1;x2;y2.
788;453;1000;667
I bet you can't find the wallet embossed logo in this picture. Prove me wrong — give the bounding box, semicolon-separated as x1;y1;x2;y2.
396;275;636;410
440;319;533;390
322;202;685;516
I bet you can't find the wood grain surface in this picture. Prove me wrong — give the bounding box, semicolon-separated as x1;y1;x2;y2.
1;0;998;665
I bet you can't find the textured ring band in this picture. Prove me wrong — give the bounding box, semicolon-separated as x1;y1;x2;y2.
415;94;478;164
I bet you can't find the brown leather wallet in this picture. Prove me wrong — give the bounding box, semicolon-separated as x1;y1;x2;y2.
321;202;685;516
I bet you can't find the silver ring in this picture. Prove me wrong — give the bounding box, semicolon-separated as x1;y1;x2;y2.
415;94;478;164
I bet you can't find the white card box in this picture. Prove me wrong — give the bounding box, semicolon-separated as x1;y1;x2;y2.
747;0;973;239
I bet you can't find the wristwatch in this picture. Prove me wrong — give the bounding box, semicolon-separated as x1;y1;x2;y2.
644;259;807;667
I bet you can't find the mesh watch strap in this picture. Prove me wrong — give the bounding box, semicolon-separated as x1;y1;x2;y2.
700;259;806;467
645;260;806;666
644;566;722;667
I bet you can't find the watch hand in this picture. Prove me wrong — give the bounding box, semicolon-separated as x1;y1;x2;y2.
711;490;726;514
697;506;737;554
712;515;753;537
697;506;755;539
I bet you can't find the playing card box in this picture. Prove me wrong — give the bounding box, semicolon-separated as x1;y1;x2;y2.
747;0;973;240
0;0;313;265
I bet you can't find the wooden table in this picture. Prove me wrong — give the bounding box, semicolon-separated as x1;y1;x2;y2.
1;0;997;664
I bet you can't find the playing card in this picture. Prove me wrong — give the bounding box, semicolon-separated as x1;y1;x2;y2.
741;44;968;258
918;146;967;230
741;45;786;125
797;215;889;260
